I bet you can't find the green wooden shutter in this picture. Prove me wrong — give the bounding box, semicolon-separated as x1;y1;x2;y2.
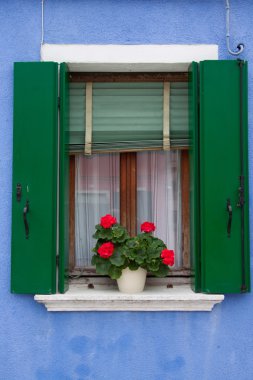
190;60;250;294
59;63;70;293
11;62;58;294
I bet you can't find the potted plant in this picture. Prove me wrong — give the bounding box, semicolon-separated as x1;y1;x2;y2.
92;214;175;293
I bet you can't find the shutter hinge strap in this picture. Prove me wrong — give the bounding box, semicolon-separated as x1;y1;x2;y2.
56;255;60;267
58;96;60;109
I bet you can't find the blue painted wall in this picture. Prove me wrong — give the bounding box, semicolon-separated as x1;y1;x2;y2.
0;1;253;379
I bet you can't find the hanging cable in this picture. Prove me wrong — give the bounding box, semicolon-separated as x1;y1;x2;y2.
41;0;45;47
226;0;244;56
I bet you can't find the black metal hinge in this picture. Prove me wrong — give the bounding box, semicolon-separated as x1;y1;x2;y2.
58;96;60;109
56;255;60;267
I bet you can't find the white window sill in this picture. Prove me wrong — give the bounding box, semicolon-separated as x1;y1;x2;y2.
34;284;224;312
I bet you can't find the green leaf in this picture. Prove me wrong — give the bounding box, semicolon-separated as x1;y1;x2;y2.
146;248;161;259
91;255;97;265
128;261;139;271
127;252;135;260
151;263;169;278
96;262;111;275
100;229;113;240
92;231;100;239
147;260;160;272
126;239;137;248
114;234;128;243
111;228;129;244
93;256;111;275
134;254;145;265
108;266;122;279
112;226;124;238
109;249;126;267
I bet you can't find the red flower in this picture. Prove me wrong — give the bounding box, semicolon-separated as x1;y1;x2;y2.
140;221;156;233
100;214;117;229
97;242;115;259
161;249;175;266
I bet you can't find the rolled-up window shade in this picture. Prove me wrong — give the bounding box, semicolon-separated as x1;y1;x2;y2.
69;83;86;148
69;82;188;153
170;82;189;147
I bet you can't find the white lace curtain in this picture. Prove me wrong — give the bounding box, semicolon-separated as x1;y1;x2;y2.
137;151;182;268
75;151;181;268
75;154;120;266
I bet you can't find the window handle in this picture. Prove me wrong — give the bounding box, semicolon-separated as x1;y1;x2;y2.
23;200;30;239
226;198;232;238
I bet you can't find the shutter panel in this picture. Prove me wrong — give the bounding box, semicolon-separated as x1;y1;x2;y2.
59;63;70;293
199;60;250;293
188;62;201;292
11;62;58;294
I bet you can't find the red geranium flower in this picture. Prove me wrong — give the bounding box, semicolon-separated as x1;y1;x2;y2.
161;249;175;266
100;214;117;229
97;242;115;259
140;221;156;233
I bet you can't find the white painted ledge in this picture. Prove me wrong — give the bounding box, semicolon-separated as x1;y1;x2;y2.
34;285;224;312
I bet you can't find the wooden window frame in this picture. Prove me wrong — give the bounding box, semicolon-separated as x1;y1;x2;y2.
69;72;188;83
120;152;137;237
68;72;190;283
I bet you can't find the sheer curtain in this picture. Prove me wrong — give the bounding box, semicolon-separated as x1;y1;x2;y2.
75;151;181;268
75;154;120;266
137;151;182;268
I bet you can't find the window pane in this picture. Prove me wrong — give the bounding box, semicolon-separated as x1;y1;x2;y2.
137;151;182;268
75;154;120;267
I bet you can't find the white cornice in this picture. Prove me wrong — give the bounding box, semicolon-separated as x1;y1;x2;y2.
41;44;218;72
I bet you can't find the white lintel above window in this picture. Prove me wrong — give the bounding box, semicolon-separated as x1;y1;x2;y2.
40;43;218;72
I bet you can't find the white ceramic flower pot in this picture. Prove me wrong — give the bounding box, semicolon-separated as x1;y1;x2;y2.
117;267;147;293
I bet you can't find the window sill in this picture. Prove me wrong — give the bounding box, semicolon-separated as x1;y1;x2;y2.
34;284;224;312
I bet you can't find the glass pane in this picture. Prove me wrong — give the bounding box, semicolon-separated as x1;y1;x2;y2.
137;151;182;268
75;154;120;267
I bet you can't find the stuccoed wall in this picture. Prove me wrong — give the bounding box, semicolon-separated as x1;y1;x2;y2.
0;1;253;379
